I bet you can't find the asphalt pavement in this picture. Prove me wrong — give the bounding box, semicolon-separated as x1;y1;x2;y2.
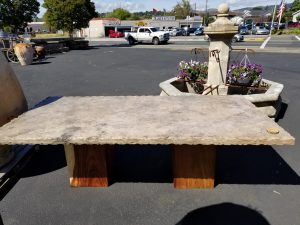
0;46;300;225
88;34;300;53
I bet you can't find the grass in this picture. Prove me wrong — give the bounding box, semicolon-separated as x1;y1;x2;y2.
272;28;300;35
33;33;70;38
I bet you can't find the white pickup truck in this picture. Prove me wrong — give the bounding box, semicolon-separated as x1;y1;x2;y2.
125;27;169;45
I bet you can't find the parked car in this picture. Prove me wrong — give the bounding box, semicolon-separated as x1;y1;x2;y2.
162;28;173;34
255;23;266;28
194;27;204;36
252;27;270;35
245;24;253;30
181;27;190;36
170;28;183;36
124;27;169;45
232;33;244;42
204;33;243;42
188;27;197;33
239;26;249;35
109;30;124;38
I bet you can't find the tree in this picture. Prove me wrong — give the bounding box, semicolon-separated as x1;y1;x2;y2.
43;0;97;36
297;15;300;22
284;0;300;22
107;8;131;20
128;13;141;20
172;0;192;19
290;0;300;13
0;0;40;32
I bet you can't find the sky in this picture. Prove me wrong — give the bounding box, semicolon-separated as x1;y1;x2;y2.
37;0;293;17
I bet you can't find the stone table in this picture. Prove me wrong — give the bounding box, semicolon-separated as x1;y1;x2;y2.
0;96;295;188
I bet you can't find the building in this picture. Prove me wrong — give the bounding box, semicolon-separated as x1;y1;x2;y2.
292;10;300;22
82;16;203;38
27;22;48;32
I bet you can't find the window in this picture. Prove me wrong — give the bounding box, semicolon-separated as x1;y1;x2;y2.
150;28;158;32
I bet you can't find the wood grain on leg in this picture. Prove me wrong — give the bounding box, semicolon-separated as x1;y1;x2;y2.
173;145;216;188
64;144;114;187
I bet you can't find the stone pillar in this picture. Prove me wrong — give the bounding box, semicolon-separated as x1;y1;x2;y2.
0;53;28;168
204;3;238;94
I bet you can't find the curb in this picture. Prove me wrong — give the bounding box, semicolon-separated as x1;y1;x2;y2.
125;45;300;53
244;38;266;42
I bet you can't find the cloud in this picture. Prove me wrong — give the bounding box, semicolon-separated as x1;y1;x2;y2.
94;1;146;13
226;0;277;9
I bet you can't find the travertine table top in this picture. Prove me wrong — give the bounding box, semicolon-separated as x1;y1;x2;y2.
0;96;295;145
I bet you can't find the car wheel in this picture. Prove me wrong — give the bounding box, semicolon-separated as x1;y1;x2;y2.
153;37;159;45
128;37;134;45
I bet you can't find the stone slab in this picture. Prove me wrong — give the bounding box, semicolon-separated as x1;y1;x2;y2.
0;96;295;146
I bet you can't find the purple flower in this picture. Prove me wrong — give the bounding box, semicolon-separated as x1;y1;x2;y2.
226;63;263;85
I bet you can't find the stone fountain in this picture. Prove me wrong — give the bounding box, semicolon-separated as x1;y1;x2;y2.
159;3;283;118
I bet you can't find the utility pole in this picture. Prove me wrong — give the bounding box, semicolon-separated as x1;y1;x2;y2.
205;0;208;26
270;0;278;36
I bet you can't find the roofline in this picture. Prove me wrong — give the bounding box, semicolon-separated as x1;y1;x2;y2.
292;10;300;15
91;17;120;21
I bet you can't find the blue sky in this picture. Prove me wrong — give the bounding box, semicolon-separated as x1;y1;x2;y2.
38;0;293;16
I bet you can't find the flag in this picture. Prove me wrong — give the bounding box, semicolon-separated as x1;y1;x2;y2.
277;0;285;18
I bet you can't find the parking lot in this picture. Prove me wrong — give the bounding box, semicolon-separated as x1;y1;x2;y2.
1;40;300;225
89;34;300;53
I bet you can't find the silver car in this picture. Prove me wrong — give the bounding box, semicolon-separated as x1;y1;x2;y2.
204;33;243;42
170;28;183;36
232;33;244;42
252;27;270;35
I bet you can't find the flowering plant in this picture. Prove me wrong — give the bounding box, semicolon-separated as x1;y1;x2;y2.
177;60;208;83
227;63;263;86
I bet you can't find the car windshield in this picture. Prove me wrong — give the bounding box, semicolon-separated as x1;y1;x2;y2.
150;28;157;32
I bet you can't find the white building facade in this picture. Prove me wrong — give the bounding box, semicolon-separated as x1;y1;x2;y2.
292;10;300;22
82;16;203;38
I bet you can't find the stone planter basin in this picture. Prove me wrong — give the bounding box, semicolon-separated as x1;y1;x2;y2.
159;77;283;118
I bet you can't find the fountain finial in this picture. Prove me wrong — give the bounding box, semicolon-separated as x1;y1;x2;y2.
217;3;229;15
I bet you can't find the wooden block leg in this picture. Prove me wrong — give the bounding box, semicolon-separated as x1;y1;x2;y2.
173;145;216;189
64;144;114;187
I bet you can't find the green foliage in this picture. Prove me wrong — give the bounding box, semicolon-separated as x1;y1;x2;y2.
284;0;300;21
296;15;300;22
0;0;40;32
202;15;215;26
172;0;192;19
43;0;97;35
107;8;131;20
128;13;141;20
208;16;216;24
273;28;300;35
177;60;208;83
290;0;300;13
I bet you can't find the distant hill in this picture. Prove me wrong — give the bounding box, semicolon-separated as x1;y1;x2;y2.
235;3;292;12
